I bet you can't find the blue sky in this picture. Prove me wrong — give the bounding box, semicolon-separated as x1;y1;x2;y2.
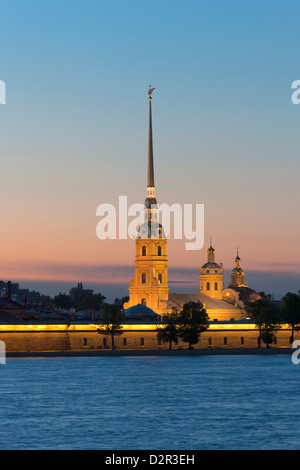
0;0;299;300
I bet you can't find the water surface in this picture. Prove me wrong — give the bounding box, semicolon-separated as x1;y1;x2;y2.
0;356;299;450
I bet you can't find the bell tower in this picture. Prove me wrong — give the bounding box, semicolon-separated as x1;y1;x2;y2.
200;240;224;300
123;87;169;315
229;249;248;288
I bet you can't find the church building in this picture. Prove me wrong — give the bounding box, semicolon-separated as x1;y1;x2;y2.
123;88;169;316
124;90;260;321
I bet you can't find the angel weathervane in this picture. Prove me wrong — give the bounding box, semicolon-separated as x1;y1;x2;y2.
148;84;156;99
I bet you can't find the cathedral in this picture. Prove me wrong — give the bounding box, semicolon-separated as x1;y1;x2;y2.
124;90;261;321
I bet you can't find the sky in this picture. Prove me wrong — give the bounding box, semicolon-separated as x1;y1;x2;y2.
0;0;299;301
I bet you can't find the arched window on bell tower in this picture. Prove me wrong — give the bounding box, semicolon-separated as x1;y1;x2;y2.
142;273;146;284
141;298;147;306
158;246;162;256
142;246;147;256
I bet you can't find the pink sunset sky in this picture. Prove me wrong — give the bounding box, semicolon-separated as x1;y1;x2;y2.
1;1;299;300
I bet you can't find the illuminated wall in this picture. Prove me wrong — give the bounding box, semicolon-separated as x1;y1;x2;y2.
0;324;296;352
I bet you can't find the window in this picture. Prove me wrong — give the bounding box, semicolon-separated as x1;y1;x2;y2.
241;337;245;345
142;273;146;284
141;298;147;306
141;338;145;346
214;282;218;291
224;337;228;346
103;338;107;348
206;282;210;291
158;273;163;284
274;337;277;345
123;338;127;346
84;338;88;347
158;338;162;346
158;246;162;256
208;337;212;346
142;246;146;256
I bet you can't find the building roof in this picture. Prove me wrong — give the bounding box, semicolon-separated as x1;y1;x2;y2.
228;287;261;305
0;298;25;312
124;304;160;322
125;304;157;316
167;293;243;313
201;262;221;270
232;267;244;274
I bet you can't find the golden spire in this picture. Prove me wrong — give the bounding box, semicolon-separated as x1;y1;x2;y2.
147;84;155;189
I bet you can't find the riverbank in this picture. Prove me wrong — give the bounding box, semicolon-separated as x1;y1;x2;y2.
6;347;294;358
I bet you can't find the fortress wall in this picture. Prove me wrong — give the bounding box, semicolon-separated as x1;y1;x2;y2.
0;326;297;352
207;313;249;322
0;332;71;352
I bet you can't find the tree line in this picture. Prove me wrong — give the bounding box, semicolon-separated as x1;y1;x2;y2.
96;301;209;351
53;290;300;350
245;291;300;348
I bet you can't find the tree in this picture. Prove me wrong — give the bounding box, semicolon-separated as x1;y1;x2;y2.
246;296;281;348
280;292;300;344
245;298;267;348
245;295;274;348
157;309;180;350
259;303;281;348
97;304;124;350
258;292;268;299
178;302;209;350
54;293;73;310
